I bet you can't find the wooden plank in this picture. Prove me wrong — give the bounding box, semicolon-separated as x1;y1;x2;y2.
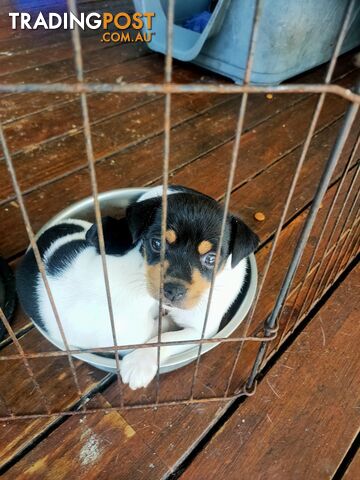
2;400;170;480
0;2;135;75
0;34;127;77
0;79;355;262
179;265;360;480
0;74;235;206
0;53;164;123
343;450;360;479
0;72;358;256
1;173;355;477
0;43;147;85
169;73;358;200
0;328;111;468
0;63;218;155
0;45;355;127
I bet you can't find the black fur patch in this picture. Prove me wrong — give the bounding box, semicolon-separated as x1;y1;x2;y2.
46;240;89;276
86;216;133;256
16;222;86;330
36;223;84;257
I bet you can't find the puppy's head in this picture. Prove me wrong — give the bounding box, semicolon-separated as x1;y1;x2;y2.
126;191;259;309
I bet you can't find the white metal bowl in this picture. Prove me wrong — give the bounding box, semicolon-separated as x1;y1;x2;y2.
33;188;258;374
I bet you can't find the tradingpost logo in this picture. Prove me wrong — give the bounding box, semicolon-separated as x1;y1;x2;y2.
9;11;155;43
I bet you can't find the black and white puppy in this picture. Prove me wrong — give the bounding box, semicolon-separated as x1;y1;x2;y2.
16;185;259;389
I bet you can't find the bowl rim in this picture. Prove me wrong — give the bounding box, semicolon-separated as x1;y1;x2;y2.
32;188;258;372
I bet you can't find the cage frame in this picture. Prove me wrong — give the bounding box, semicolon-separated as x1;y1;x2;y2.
0;0;359;421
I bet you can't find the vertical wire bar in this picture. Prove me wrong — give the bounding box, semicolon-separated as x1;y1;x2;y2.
0;124;83;399
189;0;263;400
225;0;357;396
289;214;359;334
323;220;360;296
289;214;359;335
66;0;123;403
319;208;360;300
317;219;359;299
308;163;360;307
328;198;360;273
304;171;359;312
327;213;360;285
346;220;360;261
246;88;360;391
277;133;360;346
0;308;51;414
155;0;175;403
295;141;359;319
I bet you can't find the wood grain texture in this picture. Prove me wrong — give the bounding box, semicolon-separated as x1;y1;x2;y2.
343;449;360;479
3;399;171;480
0;73;358;259
0;328;109;468
0;1;136;75
0;53;164;123
180;265;360;480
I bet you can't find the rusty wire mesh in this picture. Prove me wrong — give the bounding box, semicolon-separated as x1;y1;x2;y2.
0;0;359;420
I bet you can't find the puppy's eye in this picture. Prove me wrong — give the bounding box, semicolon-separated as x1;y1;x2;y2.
150;238;161;252
202;252;216;269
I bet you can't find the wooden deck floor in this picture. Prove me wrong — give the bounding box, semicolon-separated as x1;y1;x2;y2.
0;1;359;478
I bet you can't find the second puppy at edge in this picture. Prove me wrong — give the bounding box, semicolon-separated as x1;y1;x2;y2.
16;185;259;390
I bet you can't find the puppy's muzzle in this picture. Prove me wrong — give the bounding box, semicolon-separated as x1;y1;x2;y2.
163;282;186;304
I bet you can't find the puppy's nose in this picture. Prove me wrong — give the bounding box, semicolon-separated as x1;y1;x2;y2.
163;283;186;303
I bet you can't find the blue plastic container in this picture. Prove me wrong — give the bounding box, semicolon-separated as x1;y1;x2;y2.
133;0;360;84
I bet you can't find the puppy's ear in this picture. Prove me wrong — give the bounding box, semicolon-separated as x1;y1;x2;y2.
126;197;161;243
86;216;133;255
229;215;259;268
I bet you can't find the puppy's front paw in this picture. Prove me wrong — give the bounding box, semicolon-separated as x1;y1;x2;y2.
120;349;158;390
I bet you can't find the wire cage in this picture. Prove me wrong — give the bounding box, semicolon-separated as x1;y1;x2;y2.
0;0;359;430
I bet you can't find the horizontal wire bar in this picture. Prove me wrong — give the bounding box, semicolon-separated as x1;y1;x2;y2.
0;82;359;102
0;393;244;422
0;333;279;361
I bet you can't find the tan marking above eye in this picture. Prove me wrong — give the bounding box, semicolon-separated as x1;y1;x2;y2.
165;229;177;244
198;240;213;255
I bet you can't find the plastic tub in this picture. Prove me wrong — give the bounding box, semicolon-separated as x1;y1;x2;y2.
134;0;360;84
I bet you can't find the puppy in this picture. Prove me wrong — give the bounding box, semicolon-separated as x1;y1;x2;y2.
16;185;259;389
